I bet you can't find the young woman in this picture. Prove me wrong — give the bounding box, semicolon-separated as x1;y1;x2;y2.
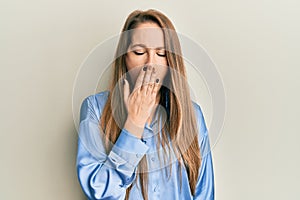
77;9;214;200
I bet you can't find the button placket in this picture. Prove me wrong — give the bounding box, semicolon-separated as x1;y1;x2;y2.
141;138;147;144
153;183;160;199
154;185;157;192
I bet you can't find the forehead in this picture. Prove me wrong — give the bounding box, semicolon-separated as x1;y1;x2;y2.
130;23;165;48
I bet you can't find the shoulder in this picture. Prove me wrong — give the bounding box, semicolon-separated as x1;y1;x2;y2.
191;100;208;139
90;90;110;105
191;101;212;158
80;90;110;121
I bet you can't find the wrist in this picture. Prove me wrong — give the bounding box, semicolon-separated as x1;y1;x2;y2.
123;117;145;138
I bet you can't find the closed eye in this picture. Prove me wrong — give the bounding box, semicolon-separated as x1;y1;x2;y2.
133;51;145;55
157;53;166;57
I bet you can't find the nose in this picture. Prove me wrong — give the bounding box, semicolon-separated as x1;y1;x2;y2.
146;49;156;65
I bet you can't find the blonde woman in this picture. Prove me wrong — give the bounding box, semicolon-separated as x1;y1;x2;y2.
77;9;214;200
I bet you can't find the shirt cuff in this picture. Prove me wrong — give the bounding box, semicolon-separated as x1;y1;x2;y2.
110;128;149;168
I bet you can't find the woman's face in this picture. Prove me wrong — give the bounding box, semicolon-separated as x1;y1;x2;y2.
125;22;168;87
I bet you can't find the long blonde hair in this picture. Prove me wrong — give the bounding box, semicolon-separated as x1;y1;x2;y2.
100;9;201;200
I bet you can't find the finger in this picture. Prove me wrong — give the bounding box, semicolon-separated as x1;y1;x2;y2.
123;78;130;107
147;67;156;95
133;66;147;92
151;78;160;97
141;65;153;95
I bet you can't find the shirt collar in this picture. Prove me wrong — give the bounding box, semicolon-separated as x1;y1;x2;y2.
143;105;167;138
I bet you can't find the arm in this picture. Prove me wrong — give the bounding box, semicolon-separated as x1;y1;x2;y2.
77;65;158;199
193;103;215;200
76;96;149;200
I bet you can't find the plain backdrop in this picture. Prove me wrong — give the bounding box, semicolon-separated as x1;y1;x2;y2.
1;0;299;199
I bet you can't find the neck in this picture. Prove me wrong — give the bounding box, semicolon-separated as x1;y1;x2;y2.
155;92;161;104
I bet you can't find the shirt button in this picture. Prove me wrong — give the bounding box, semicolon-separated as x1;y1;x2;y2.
154;185;159;192
151;157;155;162
136;154;140;158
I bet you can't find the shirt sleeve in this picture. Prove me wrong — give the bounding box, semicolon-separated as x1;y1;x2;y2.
193;103;215;200
76;96;149;200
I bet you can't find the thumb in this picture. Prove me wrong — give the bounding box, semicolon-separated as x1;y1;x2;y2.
123;78;129;105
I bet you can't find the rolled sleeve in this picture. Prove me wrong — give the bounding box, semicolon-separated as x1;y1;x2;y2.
107;128;149;170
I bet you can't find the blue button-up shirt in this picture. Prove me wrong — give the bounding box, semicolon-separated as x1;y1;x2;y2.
76;91;214;200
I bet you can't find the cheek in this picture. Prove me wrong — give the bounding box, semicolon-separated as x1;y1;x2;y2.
158;58;168;75
156;66;169;82
155;56;168;68
125;56;141;85
161;58;168;66
125;55;144;71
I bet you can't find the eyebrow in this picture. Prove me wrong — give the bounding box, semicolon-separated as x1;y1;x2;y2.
130;44;165;50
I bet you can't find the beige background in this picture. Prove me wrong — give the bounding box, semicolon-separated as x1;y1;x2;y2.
1;0;300;199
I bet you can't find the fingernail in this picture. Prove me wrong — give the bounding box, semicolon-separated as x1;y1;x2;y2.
156;78;159;83
143;66;147;71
